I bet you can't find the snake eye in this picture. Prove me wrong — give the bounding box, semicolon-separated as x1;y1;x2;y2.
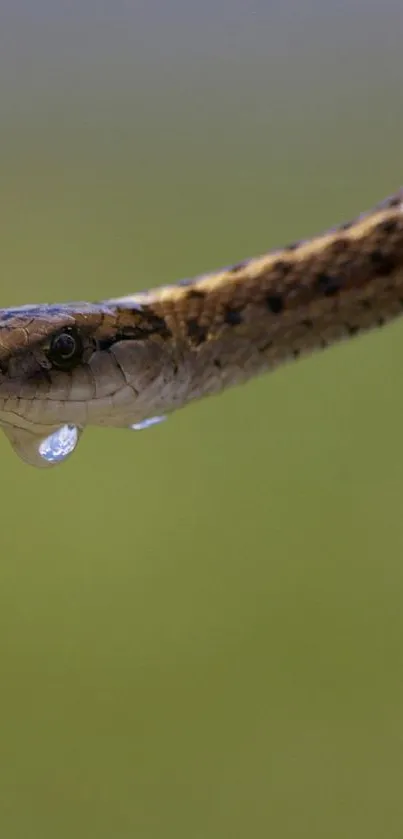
48;327;83;370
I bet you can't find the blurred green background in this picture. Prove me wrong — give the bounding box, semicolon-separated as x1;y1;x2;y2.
1;2;403;837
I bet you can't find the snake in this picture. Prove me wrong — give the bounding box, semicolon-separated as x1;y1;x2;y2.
1;187;403;467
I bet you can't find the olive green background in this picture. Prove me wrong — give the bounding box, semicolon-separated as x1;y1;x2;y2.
0;2;403;837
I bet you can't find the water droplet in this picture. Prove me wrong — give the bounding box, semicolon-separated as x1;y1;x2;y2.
38;424;79;463
130;415;167;431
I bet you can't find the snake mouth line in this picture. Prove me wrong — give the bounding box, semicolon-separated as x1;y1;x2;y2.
0;380;144;434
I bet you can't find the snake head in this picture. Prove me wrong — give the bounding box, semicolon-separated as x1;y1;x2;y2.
0;299;177;467
0;303;99;466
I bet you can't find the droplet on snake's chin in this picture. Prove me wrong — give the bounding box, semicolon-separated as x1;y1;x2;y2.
2;423;81;467
38;424;79;463
130;415;167;431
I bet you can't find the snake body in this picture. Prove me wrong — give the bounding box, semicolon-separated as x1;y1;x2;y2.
1;188;403;466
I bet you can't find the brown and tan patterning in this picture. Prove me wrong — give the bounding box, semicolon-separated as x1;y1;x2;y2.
1;188;403;466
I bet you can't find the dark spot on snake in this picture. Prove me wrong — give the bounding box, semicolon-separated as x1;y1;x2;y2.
142;310;172;338
369;249;395;275
97;312;171;351
187;318;208;345
213;358;222;368
113;309;171;340
347;324;359;336
292;348;301;359
224;307;243;326
328;237;349;254
377;219;398;235
186;288;206;299
315;273;341;296
273;259;291;276
284;241;299;251
266;293;284;314
360;299;372;309
301;318;313;329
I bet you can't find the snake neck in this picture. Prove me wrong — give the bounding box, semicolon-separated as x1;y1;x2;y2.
111;190;403;402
